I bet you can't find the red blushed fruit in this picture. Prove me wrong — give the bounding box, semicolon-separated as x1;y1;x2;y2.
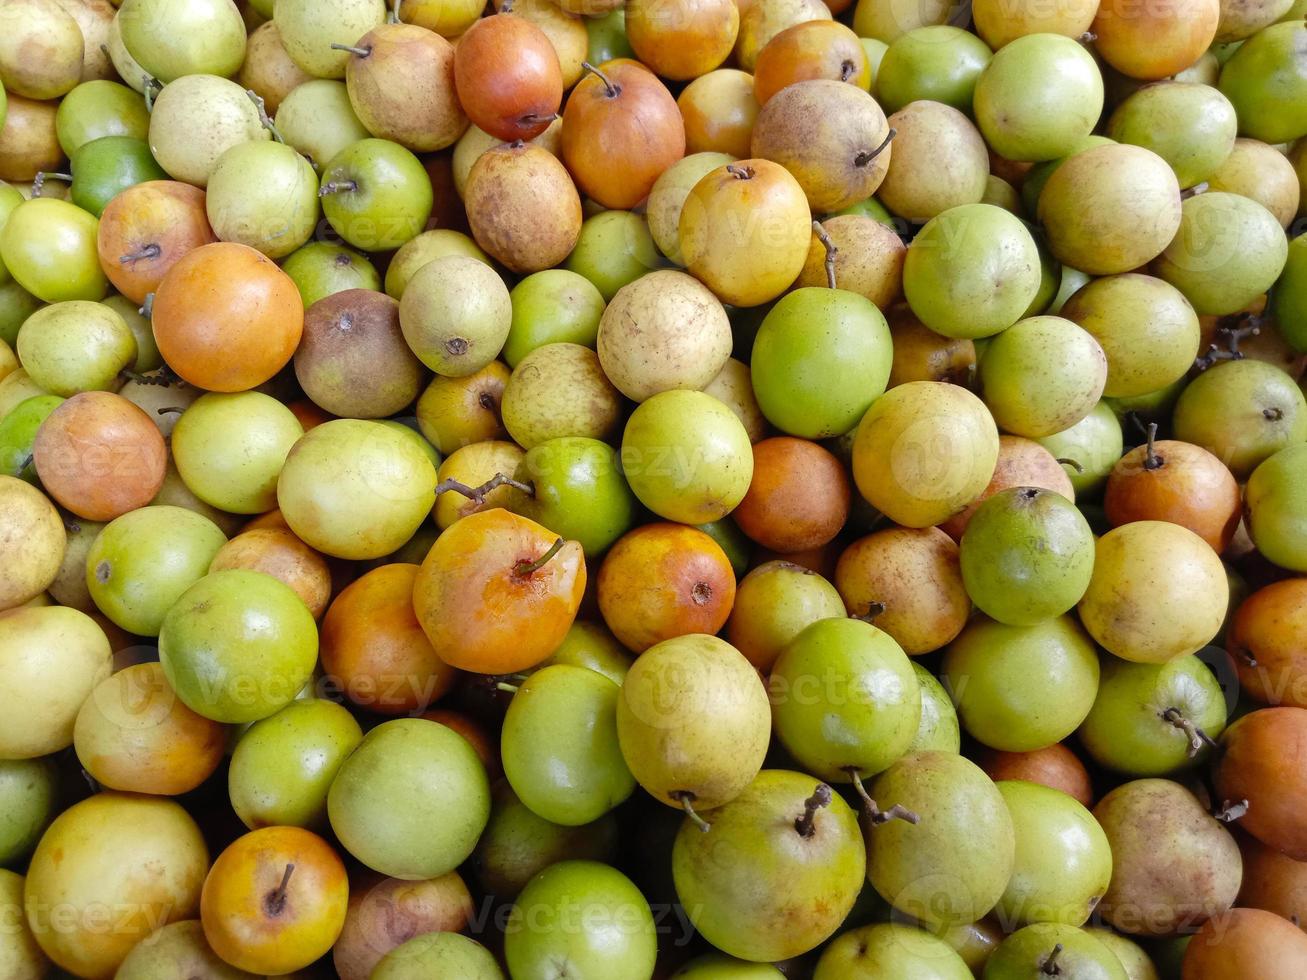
974;743;1094;807
597;522;736;653
561;59;686;210
96;180;217;304
732;436;851;553
454;12;563;142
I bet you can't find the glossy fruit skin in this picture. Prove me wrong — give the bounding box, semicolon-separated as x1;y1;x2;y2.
1246;442;1307;572
153;242;304;392
398;254;511;377
852;381;1000;528
0;606;111;759
1091;0;1219;80
275;0;388;79
814;922;971;980
320;563;455;715
976;743;1093;807
283;241;381;308
502;665;634;826
627;0;739;81
455;13;561;142
943;615;1100;752
210;527;328;621
751;287;893;438
1236;832;1307;925
373;932;503;979
562;59;685;210
96;180;216;304
904;204;1042;339
0;757;56;864
503;269;605;367
597;523;737;653
678;952;787;978
16;300;135;396
74;660;226;795
679;158;811;308
1182;906;1307;979
0;394;60;484
200;826;349;976
1104;439;1240;553
70;136;168;217
771;617;922;781
941;436;1074;541
433;440;523;530
995;781;1112;928
1229;579;1307;707
1078;654;1227;776
1214;707;1307;859
1107;81;1238;189
617;633;770;809
679;68;760;158
513;437;637;558
506;861;656;980
1078;521;1229;664
329;718;490;879
1038;145;1183;276
960;487;1095;626
229;699;363;830
414;508;586;674
84;504;227;636
24;793;208;978
319;138;434;252
0;473;64;610
875;25;990;114
866;751;1016;929
673;769;866;962
118;0;247;82
0;198;107;302
1219;22;1307;144
984;923;1128;980
733;437;850;552
159;569;320;724
979;316;1107;438
621;389;754;524
833;527;968;655
1094;778;1241;936
32;391;167;521
727;560;845;671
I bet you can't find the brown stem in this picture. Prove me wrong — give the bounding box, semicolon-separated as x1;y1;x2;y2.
673;791;711;833
514;538;564;577
435;472;534;505
155;406;186;415
853;128;896;168
389;0;401;22
794;783;832;839
330;43;373;57
1264;406;1285;422
120;243;162;265
581;62;619;98
811;220;838;290
847;769;920;825
319;180;358;197
725;163;754;180
851;600;886;623
1181;182;1209;200
518;112;558;126
264;863;295;917
839;59;857;82
1214;799;1250;823
1055;457;1085;473
1233;645;1258;668
1079;30;1097;42
1160;707;1216;758
1040;943;1064;976
63;518;81;533
245;89;284;143
1143;422;1163;471
142;74;161;113
17;453;33;473
121;365;181;388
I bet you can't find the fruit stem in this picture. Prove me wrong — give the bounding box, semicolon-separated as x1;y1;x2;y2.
143;75;161;112
840;59;857;82
32;172;72;196
63;517;80;532
1213;799;1250;823
1264;406;1285;421
1159;707;1215;757
264;863;295;916
496;681;520;693
673;791;711;833
435;472;535;505
853;128;896;168
725;164;754;180
518;112;560;126
811;220;838;291
1234;646;1258;668
1078;30;1097;42
139;293;154;319
155;406;186;415
1040;943;1064;975
794;782;832;839
246;90;285;143
389;0;401;22
319;180;359;197
581;62;619;98
847;768;920;825
1055;457;1085;473
501;0;514;11
121;366;181;388
514;538;565;577
851;600;886;623
17;453;33;474
1143;422;1163;471
120;243;162;265
330;43;373;57
1181;181;1208;200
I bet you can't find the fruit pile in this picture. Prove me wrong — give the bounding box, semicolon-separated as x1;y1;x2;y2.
1;0;1307;976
